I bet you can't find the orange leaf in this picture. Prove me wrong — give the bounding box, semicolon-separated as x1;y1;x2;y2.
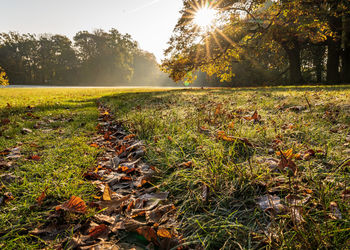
56;196;87;214
102;111;109;116
126;200;134;212
123;134;136;140
228;122;235;129
90;143;99;148
29;155;41;161
215;103;223;115
102;184;112;201
157;228;172;238
88;224;109;238
118;166;129;172
136;226;158;243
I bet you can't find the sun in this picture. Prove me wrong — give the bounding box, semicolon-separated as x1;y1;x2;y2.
193;6;217;30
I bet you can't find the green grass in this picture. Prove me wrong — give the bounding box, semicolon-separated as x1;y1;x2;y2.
0;88;119;249
1;86;349;249
100;86;350;249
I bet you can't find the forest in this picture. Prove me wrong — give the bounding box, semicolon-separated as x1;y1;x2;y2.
0;29;171;86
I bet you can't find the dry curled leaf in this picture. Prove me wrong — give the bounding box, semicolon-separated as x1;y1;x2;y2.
56;196;87;214
36;187;48;206
136;226;158;243
88;224;109;238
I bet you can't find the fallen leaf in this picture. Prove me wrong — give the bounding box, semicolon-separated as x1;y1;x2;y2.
102;184;112;201
1;118;10;126
157;228;172;238
329;201;342;220
90;143;99;148
257;195;286;214
88;224;109;238
29;155;41;161
123;134;136;140
36;187;48;206
215;103;223;116
136;226;158;244
56;196;87;214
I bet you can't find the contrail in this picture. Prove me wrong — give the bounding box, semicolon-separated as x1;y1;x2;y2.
126;0;163;14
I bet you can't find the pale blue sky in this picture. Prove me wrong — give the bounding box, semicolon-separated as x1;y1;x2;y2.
0;0;183;61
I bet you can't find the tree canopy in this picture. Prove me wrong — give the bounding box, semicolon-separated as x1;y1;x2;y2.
162;0;350;85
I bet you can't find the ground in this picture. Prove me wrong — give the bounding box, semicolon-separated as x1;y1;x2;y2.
0;86;349;249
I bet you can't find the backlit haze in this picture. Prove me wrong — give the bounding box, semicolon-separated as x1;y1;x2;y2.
0;0;183;61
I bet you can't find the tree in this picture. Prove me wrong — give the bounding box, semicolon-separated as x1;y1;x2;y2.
0;67;9;85
162;0;348;85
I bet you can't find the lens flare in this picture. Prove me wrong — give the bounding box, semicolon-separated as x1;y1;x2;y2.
193;6;217;30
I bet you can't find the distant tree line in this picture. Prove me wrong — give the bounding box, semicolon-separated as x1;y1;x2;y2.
0;29;172;85
163;0;350;86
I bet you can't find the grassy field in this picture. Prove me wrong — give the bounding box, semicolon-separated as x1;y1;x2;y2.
1;86;350;249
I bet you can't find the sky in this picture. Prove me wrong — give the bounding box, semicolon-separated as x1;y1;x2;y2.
0;0;184;61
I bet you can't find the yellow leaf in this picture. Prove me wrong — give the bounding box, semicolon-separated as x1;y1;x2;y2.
102;184;112;201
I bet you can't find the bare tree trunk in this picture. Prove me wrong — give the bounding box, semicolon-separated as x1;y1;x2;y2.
327;38;341;84
282;39;304;85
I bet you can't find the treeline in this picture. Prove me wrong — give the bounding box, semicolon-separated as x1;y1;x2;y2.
0;29;173;85
163;0;350;86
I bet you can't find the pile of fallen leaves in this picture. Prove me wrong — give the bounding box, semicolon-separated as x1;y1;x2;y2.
31;105;184;249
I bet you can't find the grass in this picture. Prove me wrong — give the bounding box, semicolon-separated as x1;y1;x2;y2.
1;86;349;249
0;88;119;249
100;86;350;249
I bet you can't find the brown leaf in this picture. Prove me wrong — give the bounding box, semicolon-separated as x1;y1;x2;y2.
157;228;172;238
136;226;158;244
1;118;10;126
102;184;112;201
56;196;87;214
103;132;111;140
88;224;109;238
29;155;41;161
202;184;209;202
83;171;101;180
36;187;48;206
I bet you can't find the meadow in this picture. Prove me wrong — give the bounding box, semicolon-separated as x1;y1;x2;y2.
0;86;349;249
